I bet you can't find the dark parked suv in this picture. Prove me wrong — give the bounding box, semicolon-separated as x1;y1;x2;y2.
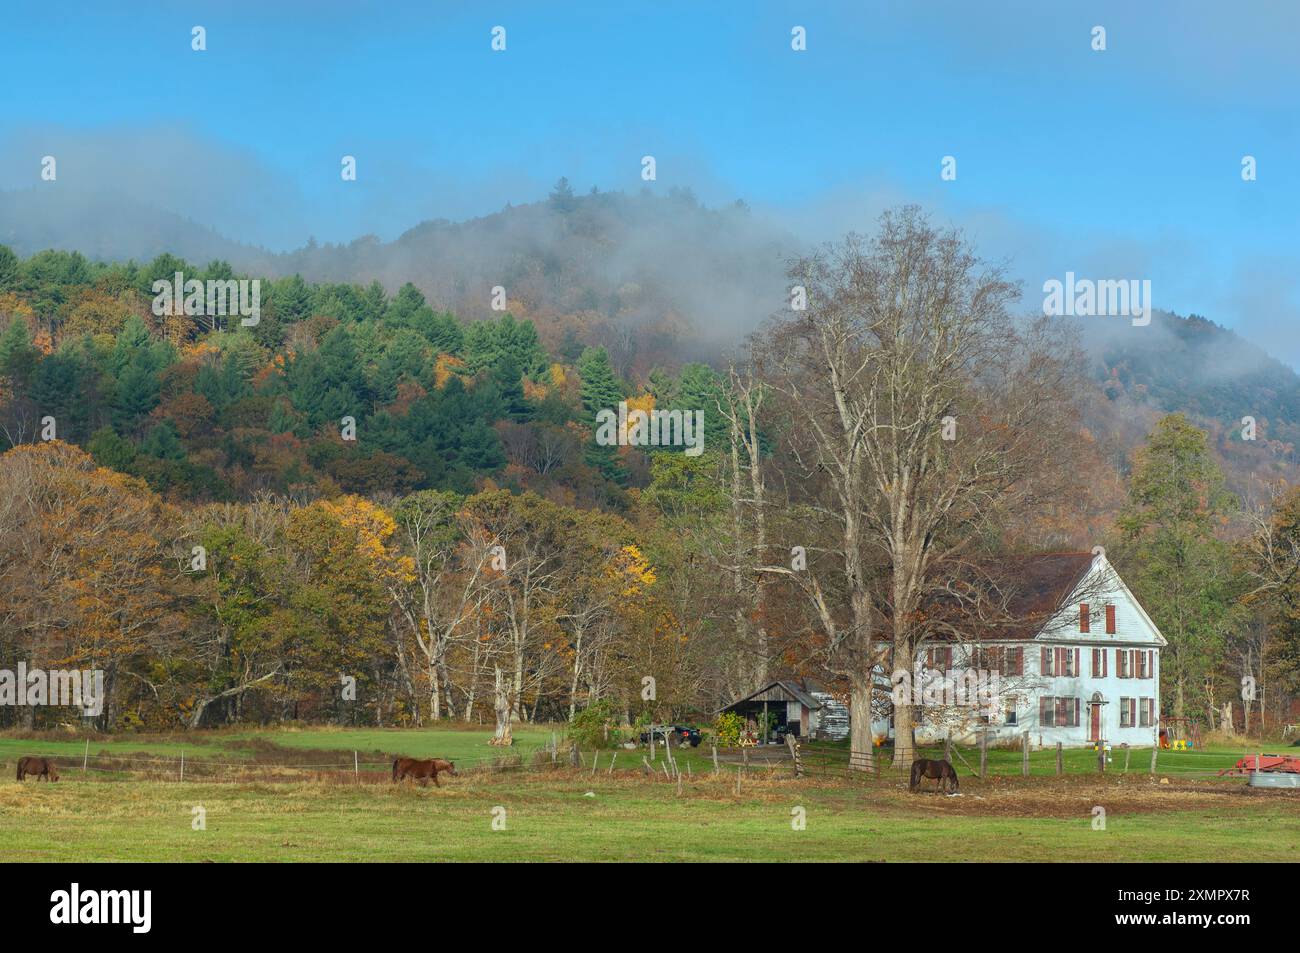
639;724;702;747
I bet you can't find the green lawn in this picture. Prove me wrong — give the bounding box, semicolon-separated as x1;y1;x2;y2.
2;771;1296;862
2;727;1295;861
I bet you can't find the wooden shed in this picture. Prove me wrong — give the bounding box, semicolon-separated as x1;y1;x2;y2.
718;681;825;743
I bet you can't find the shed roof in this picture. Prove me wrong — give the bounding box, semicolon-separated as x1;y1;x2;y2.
719;680;823;713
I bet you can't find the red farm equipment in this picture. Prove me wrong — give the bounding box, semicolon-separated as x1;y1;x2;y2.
1219;753;1300;788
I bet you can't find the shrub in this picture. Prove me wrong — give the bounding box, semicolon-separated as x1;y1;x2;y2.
714;711;743;747
570;699;624;749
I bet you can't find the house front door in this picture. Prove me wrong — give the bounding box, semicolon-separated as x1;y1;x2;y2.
1089;694;1103;742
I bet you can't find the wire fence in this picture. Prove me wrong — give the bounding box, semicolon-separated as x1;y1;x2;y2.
10;735;1289;785
791;738;1286;781
13;743;586;783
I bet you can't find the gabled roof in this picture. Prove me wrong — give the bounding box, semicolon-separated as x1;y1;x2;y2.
990;552;1097;641
718;680;822;712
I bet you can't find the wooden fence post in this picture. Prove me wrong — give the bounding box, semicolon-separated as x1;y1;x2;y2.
1123;745;1131;774
354;750;359;783
979;731;987;779
1055;741;1063;776
1097;741;1105;774
786;733;804;778
608;753;617;776
1021;732;1029;777
179;749;185;782
1150;733;1158;775
712;745;719;777
83;738;89;774
944;734;951;763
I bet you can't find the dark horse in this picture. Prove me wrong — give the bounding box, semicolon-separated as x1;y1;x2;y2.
392;757;457;787
909;758;958;794
16;756;59;782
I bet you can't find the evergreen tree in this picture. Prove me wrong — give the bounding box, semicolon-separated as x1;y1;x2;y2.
1116;413;1236;726
578;346;626;484
0;244;18;291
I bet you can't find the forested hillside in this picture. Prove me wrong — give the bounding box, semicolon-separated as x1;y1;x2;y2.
0;237;746;507
1;201;1298;739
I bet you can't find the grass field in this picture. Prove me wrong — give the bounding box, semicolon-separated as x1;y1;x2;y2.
1;727;1296;861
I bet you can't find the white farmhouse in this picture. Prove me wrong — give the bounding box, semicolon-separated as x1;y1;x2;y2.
880;550;1165;748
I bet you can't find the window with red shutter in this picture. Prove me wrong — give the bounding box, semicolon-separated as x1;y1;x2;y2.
1105;604;1116;634
1009;647;1023;675
1079;603;1090;633
1040;696;1052;726
1041;647;1052;676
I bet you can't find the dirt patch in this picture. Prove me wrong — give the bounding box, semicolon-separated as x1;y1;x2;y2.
838;771;1297;819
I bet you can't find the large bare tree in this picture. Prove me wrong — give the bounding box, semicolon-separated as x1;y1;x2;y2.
756;207;1080;768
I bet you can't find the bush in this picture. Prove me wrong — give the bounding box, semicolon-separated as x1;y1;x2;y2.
570;699;623;749
714;711;743;747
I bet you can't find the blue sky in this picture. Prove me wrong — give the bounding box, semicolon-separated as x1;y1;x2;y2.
2;0;1298;357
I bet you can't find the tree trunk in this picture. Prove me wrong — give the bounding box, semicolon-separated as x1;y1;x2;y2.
893;699;917;770
489;665;513;746
849;672;876;773
429;658;442;721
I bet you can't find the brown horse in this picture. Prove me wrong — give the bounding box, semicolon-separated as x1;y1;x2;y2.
909;758;958;794
392;757;457;786
16;756;60;782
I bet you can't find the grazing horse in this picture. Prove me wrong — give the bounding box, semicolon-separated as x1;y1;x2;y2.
392;757;457;787
16;756;59;782
909;758;958;794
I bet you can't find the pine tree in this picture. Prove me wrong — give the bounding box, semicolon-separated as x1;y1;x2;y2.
578;347;626;484
1116;413;1236;726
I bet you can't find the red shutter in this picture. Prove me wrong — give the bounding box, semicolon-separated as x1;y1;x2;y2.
1148;650;1154;680
1074;698;1080;727
1079;603;1090;632
1105;604;1116;634
1103;649;1108;678
1075;648;1081;676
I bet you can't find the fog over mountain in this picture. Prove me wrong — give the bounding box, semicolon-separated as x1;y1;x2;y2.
5;173;1300;468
